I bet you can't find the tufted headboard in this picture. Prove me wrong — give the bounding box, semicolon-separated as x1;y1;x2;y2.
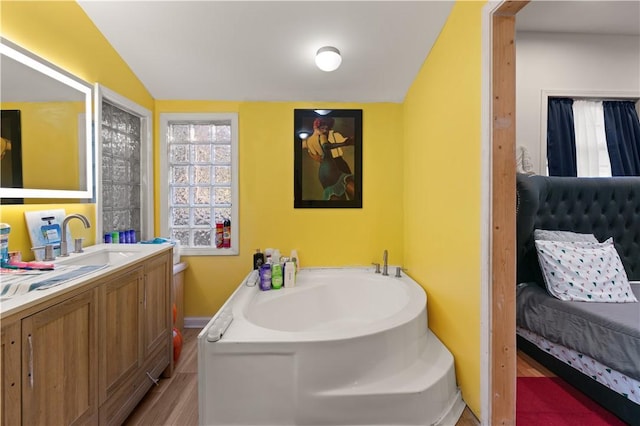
516;174;640;285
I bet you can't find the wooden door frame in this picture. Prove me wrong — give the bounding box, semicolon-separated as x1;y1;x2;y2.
488;1;529;425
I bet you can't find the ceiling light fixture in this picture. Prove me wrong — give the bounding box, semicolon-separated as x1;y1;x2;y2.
315;46;342;72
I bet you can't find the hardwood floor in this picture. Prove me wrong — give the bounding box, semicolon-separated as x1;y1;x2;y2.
125;328;551;426
124;328;200;426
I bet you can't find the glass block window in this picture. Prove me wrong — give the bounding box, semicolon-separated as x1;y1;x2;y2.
101;100;141;240
160;113;238;255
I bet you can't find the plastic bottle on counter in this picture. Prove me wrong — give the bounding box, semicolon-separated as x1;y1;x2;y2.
0;223;10;264
290;249;300;272
259;263;272;291
271;262;283;289
253;249;265;270
284;261;296;287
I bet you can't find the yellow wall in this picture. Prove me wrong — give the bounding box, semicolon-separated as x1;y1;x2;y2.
2;0;486;420
2;101;84;190
403;1;485;416
155;101;404;316
0;1;153;256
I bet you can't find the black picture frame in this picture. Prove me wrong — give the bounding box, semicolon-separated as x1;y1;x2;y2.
1;110;23;204
294;109;362;208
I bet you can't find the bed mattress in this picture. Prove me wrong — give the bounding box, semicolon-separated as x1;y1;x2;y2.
516;282;640;381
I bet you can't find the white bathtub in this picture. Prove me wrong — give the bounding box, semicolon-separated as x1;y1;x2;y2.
198;267;465;426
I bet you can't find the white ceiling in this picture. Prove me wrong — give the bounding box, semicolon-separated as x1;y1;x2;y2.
72;1;639;103
77;1;454;103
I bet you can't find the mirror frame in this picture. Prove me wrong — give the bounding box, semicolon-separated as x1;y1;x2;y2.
0;38;94;201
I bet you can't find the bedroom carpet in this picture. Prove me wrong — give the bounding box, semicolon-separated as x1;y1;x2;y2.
517;377;626;425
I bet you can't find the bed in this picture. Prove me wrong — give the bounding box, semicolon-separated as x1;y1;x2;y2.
515;174;640;425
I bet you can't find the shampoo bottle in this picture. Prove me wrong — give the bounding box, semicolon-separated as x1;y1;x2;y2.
271;262;283;289
259;263;272;291
253;249;264;270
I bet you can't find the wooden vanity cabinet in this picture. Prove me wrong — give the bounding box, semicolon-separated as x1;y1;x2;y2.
22;289;99;425
1;320;22;425
1;288;99;426
98;251;172;426
0;249;172;426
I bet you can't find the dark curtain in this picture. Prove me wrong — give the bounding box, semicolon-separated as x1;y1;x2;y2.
547;98;577;176
603;101;640;176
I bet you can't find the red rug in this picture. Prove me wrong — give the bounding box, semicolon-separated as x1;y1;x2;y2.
517;377;627;425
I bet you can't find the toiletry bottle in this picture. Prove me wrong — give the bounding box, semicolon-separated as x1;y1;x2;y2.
253;249;265;270
259;263;272;291
290;249;299;272
272;249;281;265
215;222;223;248
284;261;296;287
0;223;10;264
265;248;273;264
223;219;231;248
271;262;283;289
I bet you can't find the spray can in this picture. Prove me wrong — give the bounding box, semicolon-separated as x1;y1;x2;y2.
215;222;223;248
222;219;231;248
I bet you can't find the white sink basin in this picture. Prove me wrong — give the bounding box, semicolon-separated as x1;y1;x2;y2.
55;248;138;266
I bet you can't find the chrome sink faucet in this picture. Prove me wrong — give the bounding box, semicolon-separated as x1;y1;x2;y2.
382;249;389;276
60;214;91;257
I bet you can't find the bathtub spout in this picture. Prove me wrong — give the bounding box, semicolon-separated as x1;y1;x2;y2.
382;250;388;276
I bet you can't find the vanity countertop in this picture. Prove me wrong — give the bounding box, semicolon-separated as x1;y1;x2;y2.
0;243;173;319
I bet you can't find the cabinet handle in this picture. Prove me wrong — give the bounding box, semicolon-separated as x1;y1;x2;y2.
146;371;159;386
144;275;147;310
28;334;34;388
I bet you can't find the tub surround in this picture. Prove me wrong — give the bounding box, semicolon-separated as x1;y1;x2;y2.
198;267;465;425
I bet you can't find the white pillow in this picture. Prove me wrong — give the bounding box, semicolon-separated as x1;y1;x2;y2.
534;229;598;243
535;238;637;303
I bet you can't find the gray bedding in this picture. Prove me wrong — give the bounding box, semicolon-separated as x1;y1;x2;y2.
516;282;640;381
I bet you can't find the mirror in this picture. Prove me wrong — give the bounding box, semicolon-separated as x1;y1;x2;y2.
0;38;94;202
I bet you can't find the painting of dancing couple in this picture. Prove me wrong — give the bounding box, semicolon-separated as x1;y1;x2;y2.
294;109;362;208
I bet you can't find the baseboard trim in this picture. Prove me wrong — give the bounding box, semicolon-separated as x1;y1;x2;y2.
184;317;211;328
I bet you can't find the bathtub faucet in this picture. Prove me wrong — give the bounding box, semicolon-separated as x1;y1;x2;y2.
382;250;389;276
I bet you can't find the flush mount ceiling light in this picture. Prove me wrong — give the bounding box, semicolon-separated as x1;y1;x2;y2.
315;46;342;72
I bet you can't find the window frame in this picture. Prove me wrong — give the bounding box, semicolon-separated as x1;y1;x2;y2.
159;112;239;256
94;84;154;242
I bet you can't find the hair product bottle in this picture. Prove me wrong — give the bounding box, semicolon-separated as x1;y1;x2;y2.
253;249;264;270
271;262;283;289
222;219;231;248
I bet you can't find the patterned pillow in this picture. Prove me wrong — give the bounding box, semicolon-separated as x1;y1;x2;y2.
535;238;637;303
534;229;598;243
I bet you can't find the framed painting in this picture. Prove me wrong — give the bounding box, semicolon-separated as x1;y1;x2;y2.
294;109;362;208
1;110;23;204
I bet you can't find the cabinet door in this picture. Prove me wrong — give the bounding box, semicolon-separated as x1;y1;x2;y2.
22;288;98;426
142;254;171;357
1;320;21;426
100;266;144;403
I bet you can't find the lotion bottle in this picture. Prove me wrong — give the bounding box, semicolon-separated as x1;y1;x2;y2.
284;261;296;287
